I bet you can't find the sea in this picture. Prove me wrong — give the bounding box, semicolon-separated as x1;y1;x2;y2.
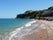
0;19;33;40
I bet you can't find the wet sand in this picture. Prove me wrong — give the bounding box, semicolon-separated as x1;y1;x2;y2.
1;20;53;40
21;29;48;40
21;20;53;40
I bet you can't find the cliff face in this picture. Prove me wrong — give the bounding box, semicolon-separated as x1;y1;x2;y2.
41;10;53;17
16;6;53;19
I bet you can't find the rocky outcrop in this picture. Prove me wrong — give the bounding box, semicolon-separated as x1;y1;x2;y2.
16;6;53;20
41;10;53;17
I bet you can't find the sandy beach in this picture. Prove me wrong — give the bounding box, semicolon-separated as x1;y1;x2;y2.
1;20;53;40
18;20;53;40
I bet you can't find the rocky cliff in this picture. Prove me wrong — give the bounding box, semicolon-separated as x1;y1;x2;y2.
16;6;53;20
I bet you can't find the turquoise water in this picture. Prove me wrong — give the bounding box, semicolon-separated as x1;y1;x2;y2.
0;19;32;35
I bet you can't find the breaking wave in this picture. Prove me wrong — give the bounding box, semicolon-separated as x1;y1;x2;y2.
3;20;46;40
8;20;36;40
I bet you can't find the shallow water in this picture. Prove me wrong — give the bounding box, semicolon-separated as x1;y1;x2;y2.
0;19;32;40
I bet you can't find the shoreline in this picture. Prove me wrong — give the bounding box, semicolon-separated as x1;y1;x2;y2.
7;20;48;40
1;20;53;40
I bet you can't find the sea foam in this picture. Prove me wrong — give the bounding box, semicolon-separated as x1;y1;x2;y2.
8;20;36;40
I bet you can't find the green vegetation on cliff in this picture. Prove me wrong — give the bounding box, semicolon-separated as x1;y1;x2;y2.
16;6;53;19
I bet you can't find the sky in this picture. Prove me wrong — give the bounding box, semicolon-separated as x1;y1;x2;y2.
0;0;53;18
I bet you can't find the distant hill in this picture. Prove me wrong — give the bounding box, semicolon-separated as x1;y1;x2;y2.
16;6;53;20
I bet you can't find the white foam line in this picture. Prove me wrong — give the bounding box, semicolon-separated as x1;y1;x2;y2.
25;20;36;27
9;27;24;40
9;20;36;40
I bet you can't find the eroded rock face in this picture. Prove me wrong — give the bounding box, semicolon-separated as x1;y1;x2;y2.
16;6;53;19
41;10;53;17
